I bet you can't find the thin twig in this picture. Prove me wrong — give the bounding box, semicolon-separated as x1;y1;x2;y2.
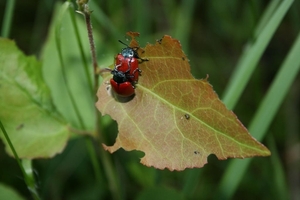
78;2;121;199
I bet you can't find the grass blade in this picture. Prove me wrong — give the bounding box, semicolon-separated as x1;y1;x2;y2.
68;3;94;95
1;0;16;37
55;2;85;129
89;1;119;39
216;29;300;199
222;0;294;110
267;135;289;200
174;0;197;53
0;121;40;200
253;0;280;37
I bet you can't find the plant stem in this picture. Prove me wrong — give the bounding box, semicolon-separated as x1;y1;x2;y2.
222;0;292;110
68;4;94;96
0;120;40;200
84;12;99;95
55;22;86;129
1;0;15;37
78;3;122;199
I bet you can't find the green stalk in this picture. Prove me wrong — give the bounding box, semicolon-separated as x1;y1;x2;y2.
178;2;202;191
76;2;122;199
64;0;104;188
222;0;293;110
182;169;203;198
89;1;120;40
266;136;289;200
67;3;94;96
0;120;40;200
55;3;85;129
174;0;197;54
1;0;16;37
130;1;148;34
84;136;102;184
216;29;300;199
182;0;292;198
253;0;281;38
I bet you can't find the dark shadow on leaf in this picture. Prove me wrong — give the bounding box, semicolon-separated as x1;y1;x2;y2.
111;90;135;103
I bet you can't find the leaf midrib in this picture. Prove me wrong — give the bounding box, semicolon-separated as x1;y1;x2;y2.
138;82;267;154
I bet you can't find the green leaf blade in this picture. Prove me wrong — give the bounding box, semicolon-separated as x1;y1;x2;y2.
222;0;294;110
0;38;69;158
216;16;300;200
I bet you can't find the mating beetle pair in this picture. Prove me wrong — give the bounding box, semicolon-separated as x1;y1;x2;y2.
109;40;146;97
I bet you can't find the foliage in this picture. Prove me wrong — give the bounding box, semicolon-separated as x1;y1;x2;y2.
0;0;299;199
97;33;270;170
0;38;70;158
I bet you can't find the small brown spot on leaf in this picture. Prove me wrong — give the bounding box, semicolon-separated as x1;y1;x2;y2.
16;124;24;130
184;114;190;120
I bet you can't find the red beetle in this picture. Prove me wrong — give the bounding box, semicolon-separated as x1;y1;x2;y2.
110;80;135;97
110;68;135;97
115;54;140;83
114;41;141;83
109;40;147;97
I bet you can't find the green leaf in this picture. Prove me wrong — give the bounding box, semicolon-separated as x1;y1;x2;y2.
0;183;25;200
96;34;270;171
0;38;69;158
41;2;112;132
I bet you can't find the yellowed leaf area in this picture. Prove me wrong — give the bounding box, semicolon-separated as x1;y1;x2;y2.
96;33;270;171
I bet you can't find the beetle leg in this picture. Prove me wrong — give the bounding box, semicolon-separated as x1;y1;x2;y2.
98;67;113;75
115;63;122;70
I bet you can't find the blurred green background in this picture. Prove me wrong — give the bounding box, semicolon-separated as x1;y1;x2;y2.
1;0;299;199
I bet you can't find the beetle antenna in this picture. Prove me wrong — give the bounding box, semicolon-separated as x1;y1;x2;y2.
118;40;129;47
